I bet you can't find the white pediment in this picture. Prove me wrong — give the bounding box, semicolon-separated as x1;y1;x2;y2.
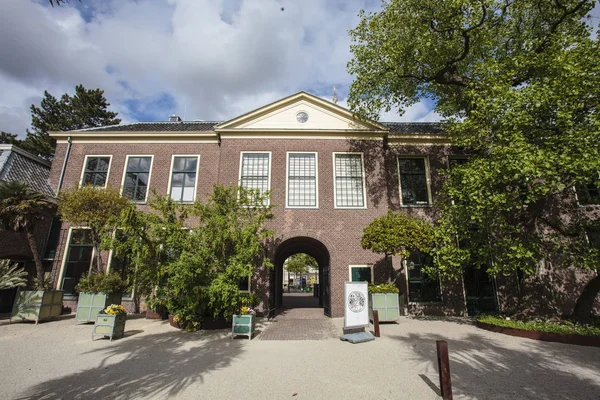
216;92;386;132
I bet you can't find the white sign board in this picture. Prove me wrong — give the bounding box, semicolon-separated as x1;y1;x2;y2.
344;281;369;329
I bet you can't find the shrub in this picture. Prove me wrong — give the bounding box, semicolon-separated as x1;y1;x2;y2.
75;271;128;294
477;314;600;336
368;283;399;294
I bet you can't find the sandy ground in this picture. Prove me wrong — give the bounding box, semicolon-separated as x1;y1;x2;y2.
1;315;599;400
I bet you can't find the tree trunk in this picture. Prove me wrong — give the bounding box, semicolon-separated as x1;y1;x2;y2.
571;273;600;324
26;228;46;290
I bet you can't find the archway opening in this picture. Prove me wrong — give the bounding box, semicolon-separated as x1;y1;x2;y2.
272;236;331;316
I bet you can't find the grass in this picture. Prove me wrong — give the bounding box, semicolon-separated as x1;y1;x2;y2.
476;314;600;337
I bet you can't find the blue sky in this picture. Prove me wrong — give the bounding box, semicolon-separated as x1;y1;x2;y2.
0;0;443;136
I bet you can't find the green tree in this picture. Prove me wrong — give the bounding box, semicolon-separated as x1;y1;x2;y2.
0;181;56;289
361;210;434;258
285;253;318;287
0;132;20;146
22;85;120;159
163;185;273;330
348;0;600;322
0;259;28;290
58;186;131;273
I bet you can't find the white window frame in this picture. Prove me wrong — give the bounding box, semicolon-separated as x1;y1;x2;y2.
285;151;319;209
332;152;367;209
79;155;113;188
56;227;96;293
397;155;433;207
120;155;154;204
167;154;200;203
238;151;272;206
348;264;374;283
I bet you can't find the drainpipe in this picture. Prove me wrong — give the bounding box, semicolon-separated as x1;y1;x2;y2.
56;136;72;196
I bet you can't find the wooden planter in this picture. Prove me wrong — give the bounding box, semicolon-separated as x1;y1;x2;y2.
232;314;255;339
146;308;168;320
369;293;400;322
10;290;64;324
168;314;182;329
92;313;126;341
76;292;123;322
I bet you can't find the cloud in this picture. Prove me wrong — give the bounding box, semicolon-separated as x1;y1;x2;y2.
0;0;434;137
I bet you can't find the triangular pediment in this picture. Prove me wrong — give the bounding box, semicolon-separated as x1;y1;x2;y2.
215;92;387;132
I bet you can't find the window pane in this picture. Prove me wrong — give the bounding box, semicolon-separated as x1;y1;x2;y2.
184;158;198;172
238;277;250;291
171;173;184;187
334;154;364;207
288;153;316;207
138;157;151;171
182;187;195;202
127;157;140;171
135;186;147;201
351;267;372;283
184;172;196;187
173;157;185;171
240;153;270;204
171;186;183;201
399;158;430;205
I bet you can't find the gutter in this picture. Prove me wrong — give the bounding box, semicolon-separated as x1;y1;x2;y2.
56;136;72;196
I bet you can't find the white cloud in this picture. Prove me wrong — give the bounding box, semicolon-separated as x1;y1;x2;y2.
0;0;435;137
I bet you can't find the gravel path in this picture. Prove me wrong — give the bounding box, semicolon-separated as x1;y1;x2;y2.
1;314;599;400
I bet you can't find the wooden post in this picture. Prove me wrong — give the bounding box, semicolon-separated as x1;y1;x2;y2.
436;340;452;400
373;310;380;337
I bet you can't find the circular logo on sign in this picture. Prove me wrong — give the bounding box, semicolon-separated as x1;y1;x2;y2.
348;291;366;313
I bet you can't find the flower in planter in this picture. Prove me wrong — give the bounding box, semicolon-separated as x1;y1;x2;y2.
101;304;127;315
239;306;255;315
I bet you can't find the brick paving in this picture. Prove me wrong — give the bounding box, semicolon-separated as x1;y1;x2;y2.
258;293;337;340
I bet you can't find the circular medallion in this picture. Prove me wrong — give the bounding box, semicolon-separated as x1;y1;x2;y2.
296;111;309;123
348;291;366;313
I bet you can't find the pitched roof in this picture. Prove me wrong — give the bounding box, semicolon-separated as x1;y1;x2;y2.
0;145;54;197
71;121;220;133
63;120;443;135
383;122;443;135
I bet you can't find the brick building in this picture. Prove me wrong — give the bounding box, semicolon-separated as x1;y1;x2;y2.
45;92;595;318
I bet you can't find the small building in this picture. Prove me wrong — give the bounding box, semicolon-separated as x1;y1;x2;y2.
0;144;57;312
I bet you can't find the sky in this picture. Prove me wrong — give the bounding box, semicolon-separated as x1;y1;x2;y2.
0;0;597;137
0;0;441;138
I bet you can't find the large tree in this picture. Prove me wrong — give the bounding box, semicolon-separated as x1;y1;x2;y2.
20;85;120;159
0;181;56;289
348;0;600;322
58;186;131;273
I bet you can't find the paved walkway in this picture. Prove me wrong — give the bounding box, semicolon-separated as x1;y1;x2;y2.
259;293;336;340
2;314;600;399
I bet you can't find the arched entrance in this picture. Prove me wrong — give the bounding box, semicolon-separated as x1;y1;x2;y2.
271;236;331;316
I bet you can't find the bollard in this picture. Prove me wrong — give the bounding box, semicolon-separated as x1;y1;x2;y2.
373;310;380;337
436;340;453;400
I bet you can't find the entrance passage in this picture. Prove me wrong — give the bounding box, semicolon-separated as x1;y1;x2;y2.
260;293;336;341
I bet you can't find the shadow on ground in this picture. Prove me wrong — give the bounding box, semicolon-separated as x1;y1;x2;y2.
389;331;600;399
17;327;244;400
408;315;475;326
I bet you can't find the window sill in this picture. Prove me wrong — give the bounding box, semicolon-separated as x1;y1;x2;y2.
285;206;319;210
334;207;368;210
400;204;433;208
408;301;442;305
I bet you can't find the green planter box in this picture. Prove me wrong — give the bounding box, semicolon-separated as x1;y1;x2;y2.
369;293;400;322
10;290;64;324
92;314;126;341
232;314;255;339
76;292;123;322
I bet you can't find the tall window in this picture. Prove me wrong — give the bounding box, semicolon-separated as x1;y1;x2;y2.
81;156;111;188
169;156;199;202
61;229;93;295
576;179;600;205
287;152;317;208
240;152;270;204
407;251;441;302
334;153;366;208
122;156;152;202
398;157;431;206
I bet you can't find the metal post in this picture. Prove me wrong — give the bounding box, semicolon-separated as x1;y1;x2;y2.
373;310;380;337
436;340;453;400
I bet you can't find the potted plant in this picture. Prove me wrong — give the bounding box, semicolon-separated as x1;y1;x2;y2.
75;271;127;322
368;283;401;322
0;181;63;324
231;298;256;339
145;289;168;320
92;304;127;341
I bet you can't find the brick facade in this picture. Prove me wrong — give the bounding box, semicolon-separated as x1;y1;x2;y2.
45;92;598;318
